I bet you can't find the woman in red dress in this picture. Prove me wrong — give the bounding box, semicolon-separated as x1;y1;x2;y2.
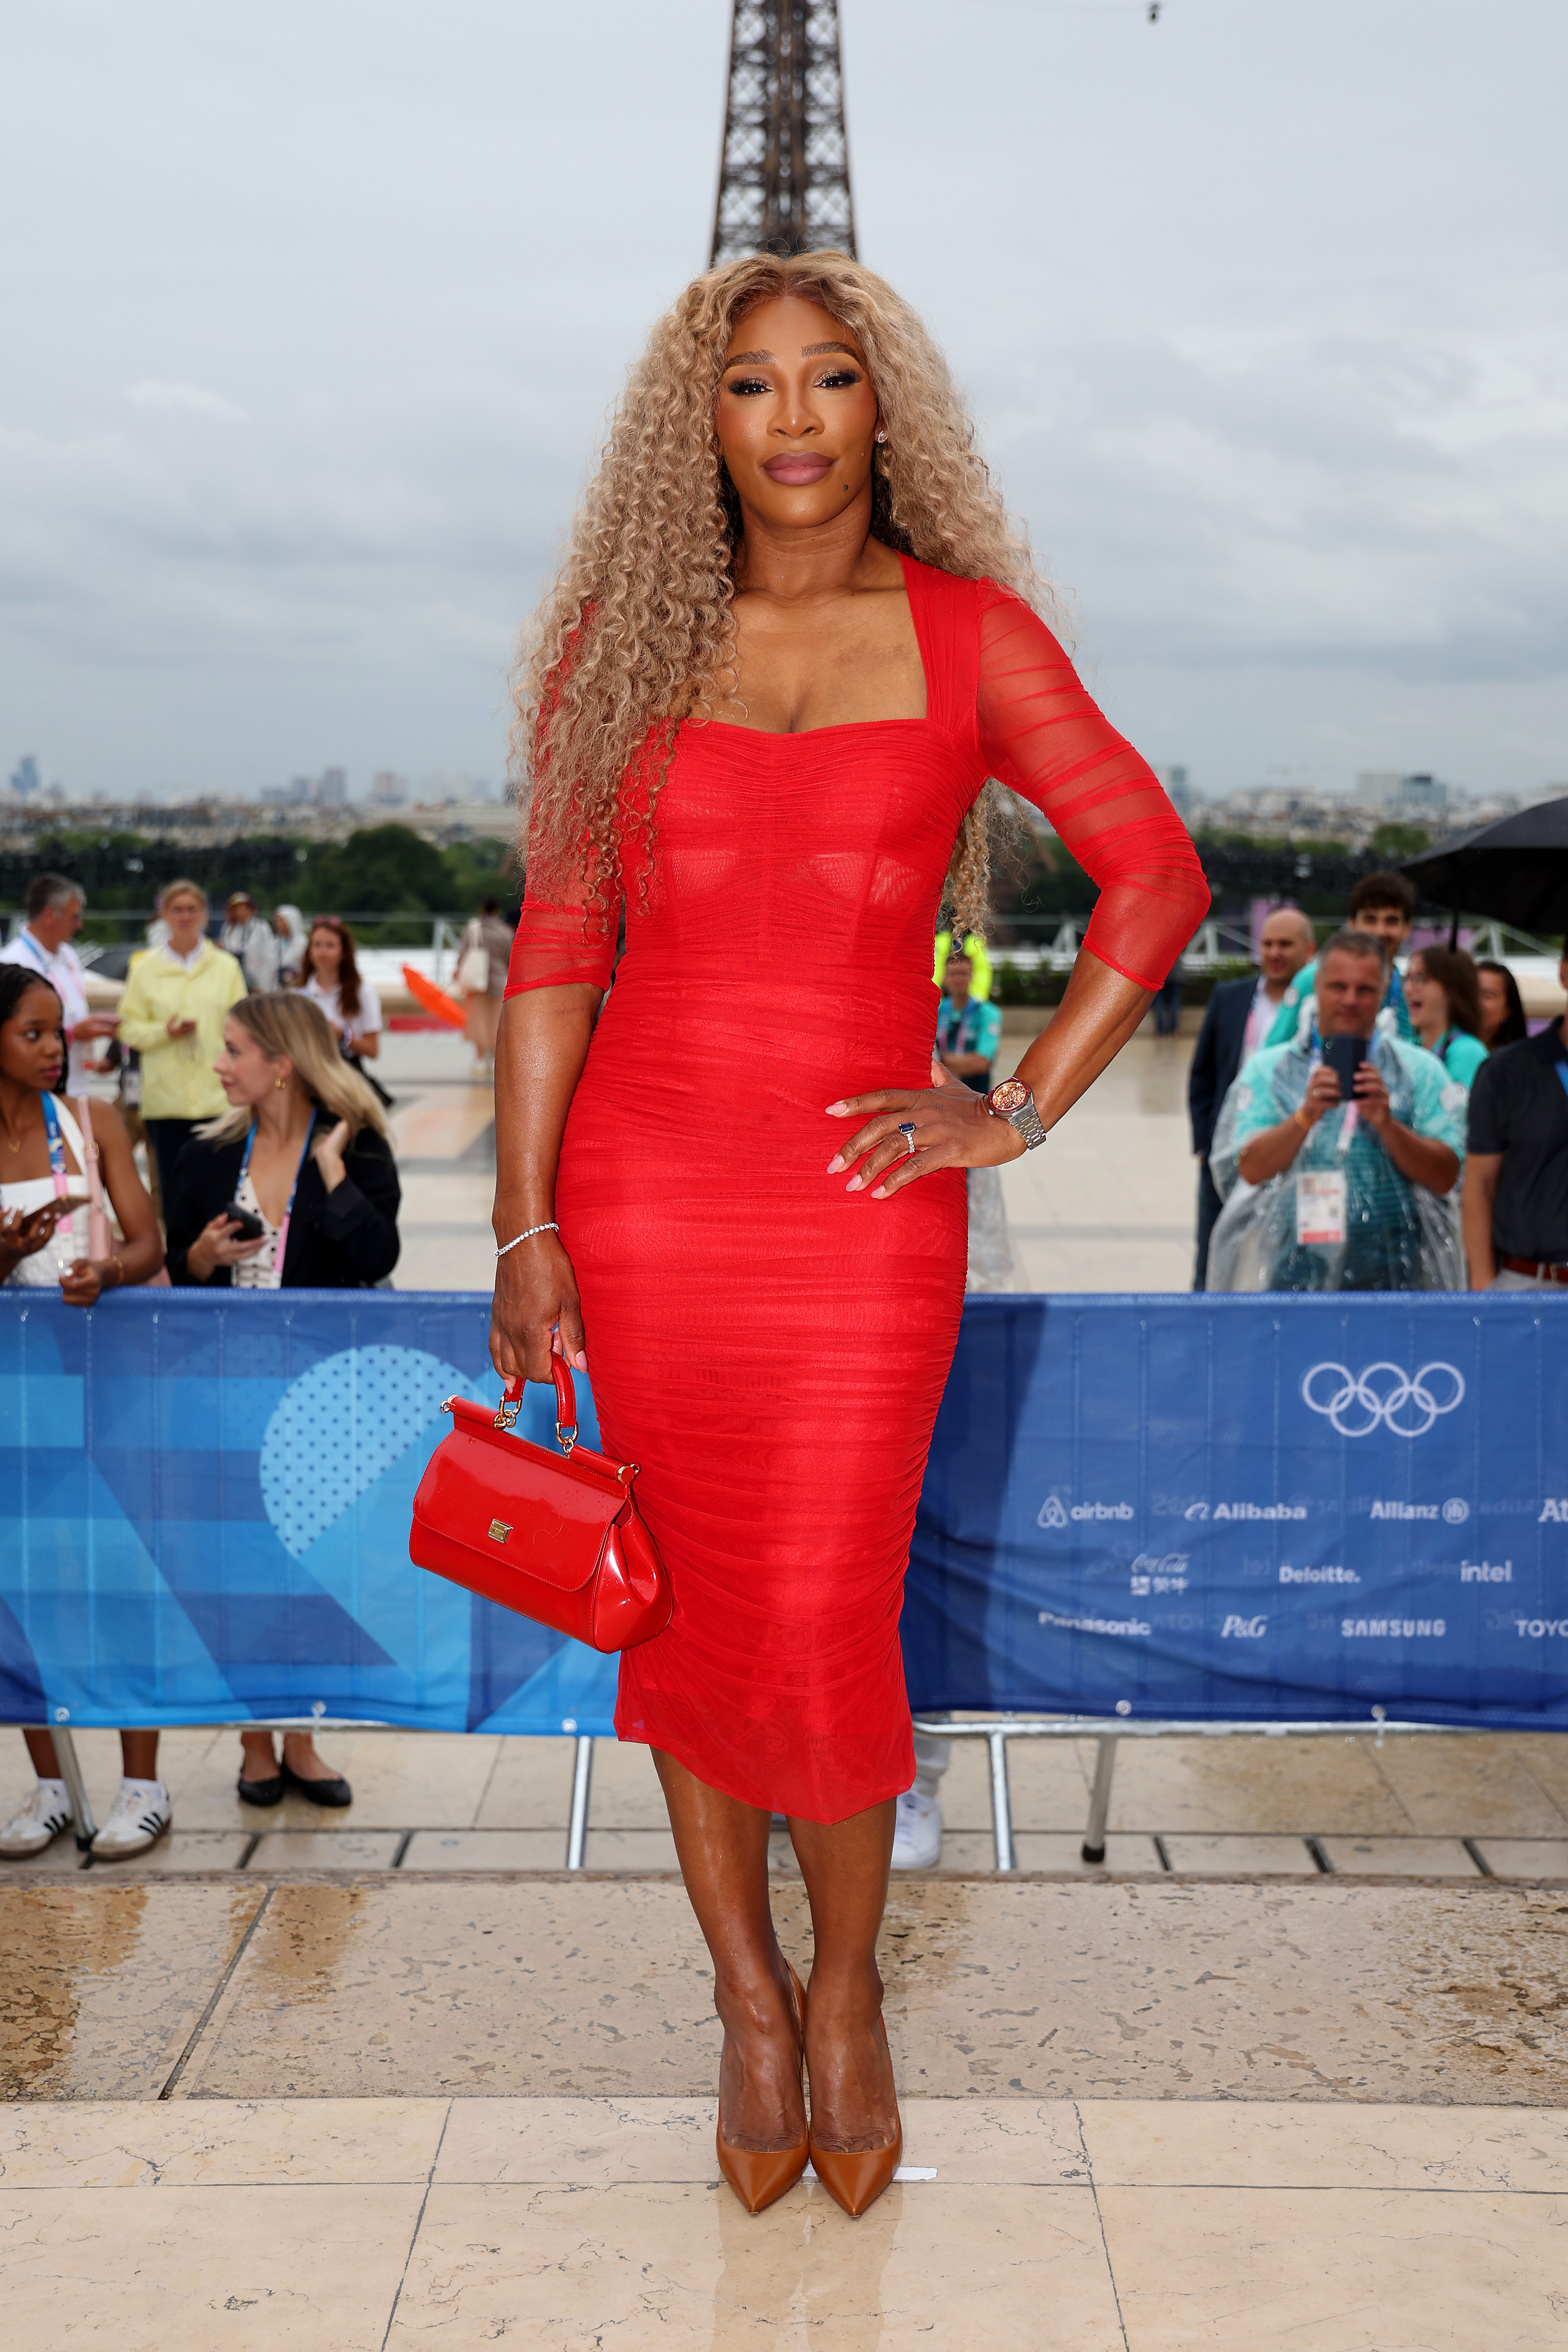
490;253;1208;2215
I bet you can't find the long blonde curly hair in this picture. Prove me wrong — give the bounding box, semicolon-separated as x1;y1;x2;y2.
512;250;1063;934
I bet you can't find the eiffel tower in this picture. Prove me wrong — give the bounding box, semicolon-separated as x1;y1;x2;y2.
710;1;857;265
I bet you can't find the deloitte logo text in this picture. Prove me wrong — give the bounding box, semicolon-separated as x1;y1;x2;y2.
1037;1494;1134;1529
1184;1500;1307;1523
1302;1361;1464;1439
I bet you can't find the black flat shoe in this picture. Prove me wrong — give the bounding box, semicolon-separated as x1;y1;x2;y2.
237;1773;284;1807
280;1757;353;1808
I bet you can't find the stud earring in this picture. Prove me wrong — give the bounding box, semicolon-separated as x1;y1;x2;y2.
875;429;888;444
274;1075;288;1089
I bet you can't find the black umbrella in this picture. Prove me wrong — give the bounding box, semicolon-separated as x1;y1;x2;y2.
1401;796;1568;945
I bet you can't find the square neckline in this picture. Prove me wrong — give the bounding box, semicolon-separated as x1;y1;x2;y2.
696;551;937;744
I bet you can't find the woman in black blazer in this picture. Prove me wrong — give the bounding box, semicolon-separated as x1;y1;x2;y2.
166;991;399;1289
164;988;401;1810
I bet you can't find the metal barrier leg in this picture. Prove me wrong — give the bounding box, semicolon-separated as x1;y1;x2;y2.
566;1735;594;1871
1082;1736;1117;1865
51;1726;97;1851
988;1729;1015;1873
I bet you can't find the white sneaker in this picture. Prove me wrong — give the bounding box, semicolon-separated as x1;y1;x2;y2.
0;1779;75;1859
90;1779;172;1860
891;1786;942;1870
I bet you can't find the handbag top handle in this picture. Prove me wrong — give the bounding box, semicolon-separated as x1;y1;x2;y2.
495;1355;579;1456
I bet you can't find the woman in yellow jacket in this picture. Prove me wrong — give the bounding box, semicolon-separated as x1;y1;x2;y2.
117;879;247;1205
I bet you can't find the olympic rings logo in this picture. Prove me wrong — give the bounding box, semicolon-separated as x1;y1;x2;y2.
1301;1361;1466;1439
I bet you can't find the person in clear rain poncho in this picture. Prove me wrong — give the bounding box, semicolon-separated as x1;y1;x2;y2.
1207;929;1466;1292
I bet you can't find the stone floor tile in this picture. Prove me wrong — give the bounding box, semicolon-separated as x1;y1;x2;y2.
1099;2185;1568;2351
928;1830;998;1872
472;1733;576;1829
387;2180;1124;2350
1;2182;423;2348
96;1832;252;1874
0;2097;449;2186
1010;1832;1166;1873
1079;2099;1568;2190
0;1881;264;2100
1107;1734;1410;1835
1160;1834;1319;1875
1368;1733;1568;1838
0;1835;89;1874
244;1831;403;1871
401;1828;565;1871
1320;1835;1480;1877
1000;1736;1095;1830
584;1736;671;1830
1474;1838;1568;1880
582;1827;681;1870
169;1877;1568;2105
433;2096;1089;2188
1507;1736;1568;1816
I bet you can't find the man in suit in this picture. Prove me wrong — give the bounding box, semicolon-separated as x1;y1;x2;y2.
1189;907;1316;1287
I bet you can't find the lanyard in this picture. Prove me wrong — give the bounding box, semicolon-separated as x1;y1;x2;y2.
40;1092;70;1200
239;1112;315;1278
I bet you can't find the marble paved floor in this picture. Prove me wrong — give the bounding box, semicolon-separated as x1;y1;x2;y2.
4;1868;1567;2343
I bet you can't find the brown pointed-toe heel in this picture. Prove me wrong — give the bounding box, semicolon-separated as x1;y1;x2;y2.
807;2016;902;2219
715;1959;810;2215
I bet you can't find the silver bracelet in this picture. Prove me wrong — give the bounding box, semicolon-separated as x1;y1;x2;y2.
495;1221;559;1260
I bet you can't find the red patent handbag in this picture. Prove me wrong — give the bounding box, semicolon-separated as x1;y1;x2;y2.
409;1357;672;1653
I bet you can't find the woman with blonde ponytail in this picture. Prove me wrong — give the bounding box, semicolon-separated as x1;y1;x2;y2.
490;252;1208;2216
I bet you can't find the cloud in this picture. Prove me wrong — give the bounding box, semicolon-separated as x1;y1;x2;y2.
125;380;250;423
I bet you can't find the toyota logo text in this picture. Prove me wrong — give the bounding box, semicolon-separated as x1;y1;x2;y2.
1301;1361;1465;1439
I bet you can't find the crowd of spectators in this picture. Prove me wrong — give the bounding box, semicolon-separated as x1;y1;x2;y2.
0;866;439;1861
1188;870;1568;1299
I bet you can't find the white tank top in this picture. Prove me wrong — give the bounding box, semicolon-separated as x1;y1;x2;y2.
1;1097;92;1287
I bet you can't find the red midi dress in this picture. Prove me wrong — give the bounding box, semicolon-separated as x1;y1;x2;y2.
505;555;1208;1822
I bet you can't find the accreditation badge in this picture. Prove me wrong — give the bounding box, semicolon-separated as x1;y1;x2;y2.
1296;1169;1347;1247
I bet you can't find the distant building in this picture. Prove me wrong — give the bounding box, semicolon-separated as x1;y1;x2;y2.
8;755;41;802
1355;769;1449;818
1157;764;1195;820
371;770;408;807
316;766;348;807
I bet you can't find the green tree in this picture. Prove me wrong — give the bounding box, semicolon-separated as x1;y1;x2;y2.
296;825;454;911
1369;822;1431;858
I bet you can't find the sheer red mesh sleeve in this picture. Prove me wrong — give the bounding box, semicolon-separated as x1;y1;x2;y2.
975;585;1210;990
503;845;621;996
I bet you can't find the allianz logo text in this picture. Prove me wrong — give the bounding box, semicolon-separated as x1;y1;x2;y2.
1302;1361;1464;1439
1221;1614;1267;1638
1541;1501;1568;1523
1369;1498;1470;1523
1037;1494;1134;1528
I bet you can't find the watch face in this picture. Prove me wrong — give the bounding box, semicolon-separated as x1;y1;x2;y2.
989;1079;1030;1116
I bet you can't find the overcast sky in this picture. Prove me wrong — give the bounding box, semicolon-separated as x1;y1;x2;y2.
3;0;1565;804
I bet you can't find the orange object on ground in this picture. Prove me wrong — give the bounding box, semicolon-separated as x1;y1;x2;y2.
401;964;466;1028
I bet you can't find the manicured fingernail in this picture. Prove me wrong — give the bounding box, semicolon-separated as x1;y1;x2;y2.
845;1175;861;1191
575;1353;587;1371
870;1185;887;1199
825;1101;847;1116
826;1155;844;1173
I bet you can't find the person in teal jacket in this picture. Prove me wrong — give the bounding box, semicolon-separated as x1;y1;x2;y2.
1265;871;1417;1049
1404;945;1489;1090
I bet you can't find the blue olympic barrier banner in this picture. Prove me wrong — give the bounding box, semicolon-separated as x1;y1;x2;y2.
2;1290;1565;1735
0;1292;623;1735
905;1293;1568;1730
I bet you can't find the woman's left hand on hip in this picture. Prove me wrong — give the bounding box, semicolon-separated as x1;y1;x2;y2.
314;1118;351;1190
824;1084;1022;1198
